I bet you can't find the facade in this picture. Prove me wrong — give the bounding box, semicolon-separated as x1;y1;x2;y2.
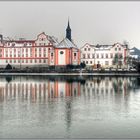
0;21;80;68
80;43;129;68
0;32;57;68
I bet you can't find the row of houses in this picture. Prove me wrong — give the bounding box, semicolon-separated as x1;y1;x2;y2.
0;21;132;69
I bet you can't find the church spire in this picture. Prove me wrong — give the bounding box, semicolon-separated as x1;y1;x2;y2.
66;19;71;41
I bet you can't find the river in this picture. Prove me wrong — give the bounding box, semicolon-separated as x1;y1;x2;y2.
0;75;140;139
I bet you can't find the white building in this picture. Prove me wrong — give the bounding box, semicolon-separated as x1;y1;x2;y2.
80;43;129;68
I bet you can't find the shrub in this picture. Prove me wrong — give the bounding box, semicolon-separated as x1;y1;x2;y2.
5;64;12;70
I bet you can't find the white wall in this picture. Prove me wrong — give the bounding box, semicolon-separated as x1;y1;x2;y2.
58;50;66;65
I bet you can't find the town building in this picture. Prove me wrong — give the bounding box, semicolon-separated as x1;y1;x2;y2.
80;43;129;69
0;21;80;69
129;47;140;60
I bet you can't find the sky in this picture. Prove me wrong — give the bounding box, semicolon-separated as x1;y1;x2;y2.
0;1;140;48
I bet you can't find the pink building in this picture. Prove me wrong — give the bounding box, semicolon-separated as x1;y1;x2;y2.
0;21;80;68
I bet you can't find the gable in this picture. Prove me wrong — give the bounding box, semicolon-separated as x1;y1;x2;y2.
35;32;52;46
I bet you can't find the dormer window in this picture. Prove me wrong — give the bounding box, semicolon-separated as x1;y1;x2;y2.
24;43;27;46
12;43;15;47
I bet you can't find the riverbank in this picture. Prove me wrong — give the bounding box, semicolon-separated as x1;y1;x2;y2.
0;72;139;76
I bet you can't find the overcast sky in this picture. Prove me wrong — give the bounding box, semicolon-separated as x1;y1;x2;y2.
0;1;140;48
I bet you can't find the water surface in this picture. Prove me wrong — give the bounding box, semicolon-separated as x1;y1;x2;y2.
0;75;140;139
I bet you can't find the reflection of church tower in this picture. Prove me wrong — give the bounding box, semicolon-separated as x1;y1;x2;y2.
66;19;71;41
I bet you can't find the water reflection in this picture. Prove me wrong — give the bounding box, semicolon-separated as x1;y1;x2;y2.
0;75;140;138
0;76;139;102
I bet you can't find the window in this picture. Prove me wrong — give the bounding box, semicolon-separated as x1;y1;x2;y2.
14;60;16;63
60;51;64;54
115;48;117;51
74;53;76;56
119;53;123;58
105;61;109;65
92;54;95;58
24;43;27;46
26;59;28;63
88;48;90;51
39;59;41;63
83;54;85;59
84;48;87;51
35;59;37;63
110;53;113;58
12;43;15;47
101;54;104;58
44;59;46;63
51;53;53;56
106;54;108;58
30;59;32;63
87;54;90;59
96;54;99;58
86;61;88;64
119;48;121;51
6;60;8;63
90;61;92;64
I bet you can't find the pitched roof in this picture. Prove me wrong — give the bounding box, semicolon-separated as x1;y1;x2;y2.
56;38;77;49
130;47;140;56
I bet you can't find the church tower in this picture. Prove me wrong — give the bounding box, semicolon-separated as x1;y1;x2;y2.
66;19;71;41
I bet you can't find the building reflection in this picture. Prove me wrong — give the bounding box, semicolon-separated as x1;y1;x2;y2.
0;75;140;134
0;76;139;103
0;76;82;103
